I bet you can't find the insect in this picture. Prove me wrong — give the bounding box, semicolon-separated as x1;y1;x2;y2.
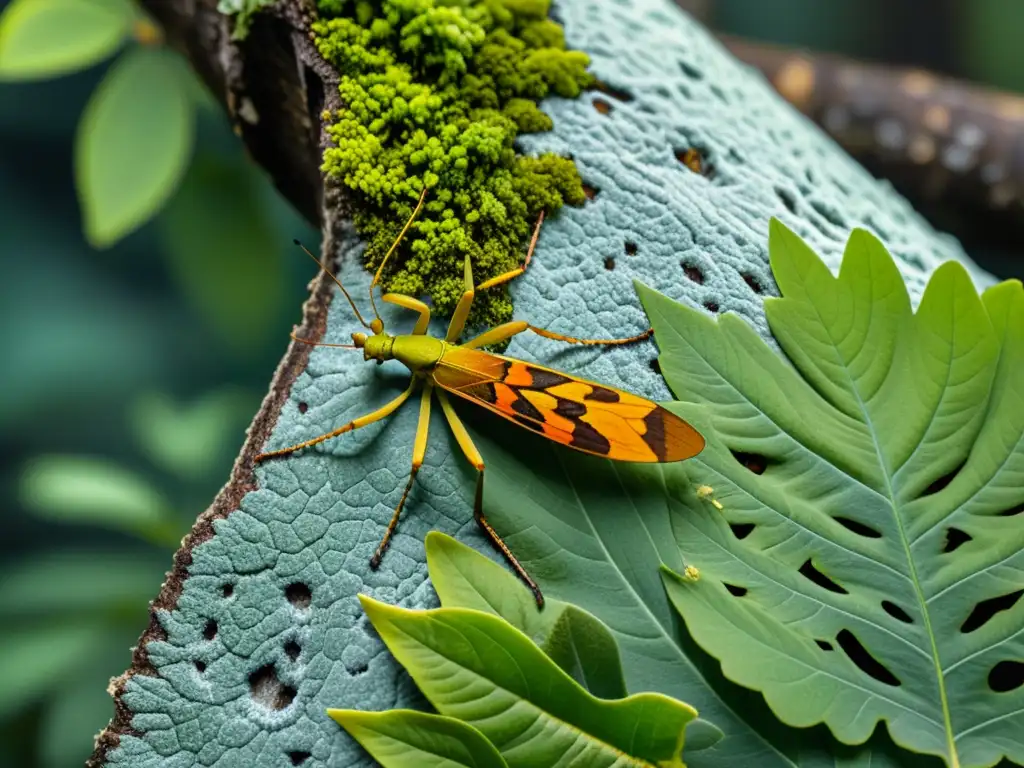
255;190;705;605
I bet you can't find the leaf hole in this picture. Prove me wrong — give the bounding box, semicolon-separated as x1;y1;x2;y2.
221;583;234;598
249;664;297;711
284;640;302;661
729;522;755;540
285;582;312;610
836;629;901;686
832;516;882;539
741;273;764;294
776;187;798;214
882;601;914;624
624;241;638;256
703;300;720;313
593;97;613;115
195;660;207;673
920;460;966;497
730;451;768;475
942;527;972;553
681;263;705;284
297;401;309;414
815;639;833;651
798;559;848;594
998;502;1024;517
288;752;312;766
582;183;600;201
723;583;747;597
961;589;1023;634
989;660;1024;692
593;80;634;102
604;256;616;270
202;620;218;641
649;358;661;375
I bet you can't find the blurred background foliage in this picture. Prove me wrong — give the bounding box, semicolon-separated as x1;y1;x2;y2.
0;0;1019;765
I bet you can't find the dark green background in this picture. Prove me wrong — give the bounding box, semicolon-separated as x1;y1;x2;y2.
0;1;1020;765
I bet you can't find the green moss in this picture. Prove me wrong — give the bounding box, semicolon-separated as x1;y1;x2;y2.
313;0;591;329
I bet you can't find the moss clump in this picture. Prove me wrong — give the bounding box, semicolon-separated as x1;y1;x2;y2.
313;0;591;329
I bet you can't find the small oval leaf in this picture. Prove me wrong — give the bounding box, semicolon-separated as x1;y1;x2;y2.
75;45;194;247
0;0;132;80
328;709;509;768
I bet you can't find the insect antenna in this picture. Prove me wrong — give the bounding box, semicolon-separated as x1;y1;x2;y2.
289;330;358;349
369;187;429;326
293;239;372;330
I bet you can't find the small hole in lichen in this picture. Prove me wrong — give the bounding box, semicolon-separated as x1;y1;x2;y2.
604;256;615;270
816;639;834;651
703;300;720;313
221;583;234;598
624;241;637;255
297;401;309;414
675;147;704;174
284;640;301;661
741;273;764;294
195;661;207;673
582;183;600;200
249;664;297;711
810;199;846;229
285;583;312;610
203;620;218;641
592;80;634;102
799;559;848;594
649;358;661;375
593;97;613;115
679;60;704;80
776;187;798;214
723;583;747;597
681;263;704;284
961;589;1023;634
989;661;1024;692
288;752;312;766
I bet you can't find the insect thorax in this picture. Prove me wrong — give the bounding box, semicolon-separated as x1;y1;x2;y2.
377;334;446;372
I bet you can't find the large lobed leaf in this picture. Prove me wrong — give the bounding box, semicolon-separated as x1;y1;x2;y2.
637;221;1024;767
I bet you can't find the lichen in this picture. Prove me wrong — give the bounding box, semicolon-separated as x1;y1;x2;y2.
313;0;591;329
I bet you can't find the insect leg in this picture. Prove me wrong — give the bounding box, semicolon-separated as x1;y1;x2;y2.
370;382;433;568
526;325;654;346
255;380;417;461
474;210;544;292
436;389;544;607
445;254;475;342
462;321;529;349
382;293;431;335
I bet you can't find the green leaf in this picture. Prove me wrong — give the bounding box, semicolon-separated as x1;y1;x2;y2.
683;719;724;753
328;709;508;768
0;0;132;81
425;532;627;697
76;45;194;247
359;596;697;767
637;219;1024;768
0;622;108;719
0;551;166;618
129;388;255;479
19;455;180;547
158;155;285;355
541;606;628;701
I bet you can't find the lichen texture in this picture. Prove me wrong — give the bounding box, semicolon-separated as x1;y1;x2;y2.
104;0;992;766
314;0;592;328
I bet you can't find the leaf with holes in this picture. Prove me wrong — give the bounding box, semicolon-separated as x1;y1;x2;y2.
357;595;698;767
636;219;1024;768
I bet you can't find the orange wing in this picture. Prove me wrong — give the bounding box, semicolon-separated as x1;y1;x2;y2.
431;345;704;463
